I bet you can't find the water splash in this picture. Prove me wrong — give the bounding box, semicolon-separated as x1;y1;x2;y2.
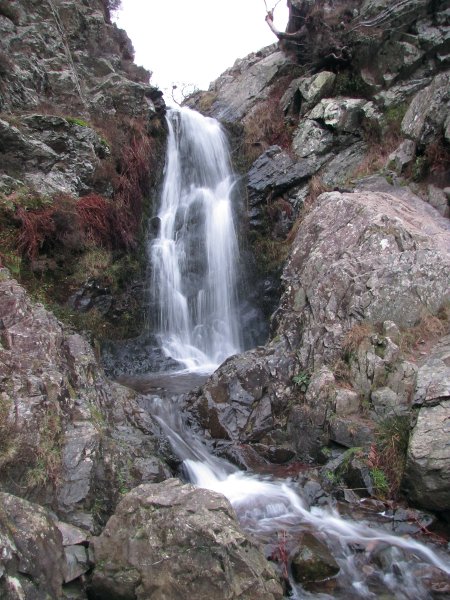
150;107;242;371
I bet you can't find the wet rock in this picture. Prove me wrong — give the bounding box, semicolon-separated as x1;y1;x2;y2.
90;479;283;600
0;493;66;599
291;532;339;585
401;72;450;147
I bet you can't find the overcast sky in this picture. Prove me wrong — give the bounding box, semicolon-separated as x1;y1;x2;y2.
115;0;288;102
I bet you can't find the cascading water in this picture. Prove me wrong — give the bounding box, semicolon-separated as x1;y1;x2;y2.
144;107;450;598
149;395;450;600
150;107;242;371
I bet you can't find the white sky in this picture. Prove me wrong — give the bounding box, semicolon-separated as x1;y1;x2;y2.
115;0;289;103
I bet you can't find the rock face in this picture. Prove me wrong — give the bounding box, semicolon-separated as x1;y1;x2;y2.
0;493;66;599
403;336;450;511
90;479;283;600
189;186;450;464
0;0;163;197
0;269;171;531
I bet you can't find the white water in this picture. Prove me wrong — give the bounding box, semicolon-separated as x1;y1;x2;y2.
146;108;450;598
150;107;242;371
148;396;450;599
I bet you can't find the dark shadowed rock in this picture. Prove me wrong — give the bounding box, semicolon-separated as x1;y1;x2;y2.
291;532;339;585
90;479;283;600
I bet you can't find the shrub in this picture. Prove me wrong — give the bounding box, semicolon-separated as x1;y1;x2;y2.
342;322;374;357
368;415;410;498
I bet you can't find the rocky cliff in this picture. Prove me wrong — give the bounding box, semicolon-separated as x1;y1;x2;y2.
188;0;450;515
0;0;166;341
1;0;450;598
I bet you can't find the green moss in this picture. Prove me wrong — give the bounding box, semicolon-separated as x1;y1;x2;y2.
65;116;91;128
370;467;389;497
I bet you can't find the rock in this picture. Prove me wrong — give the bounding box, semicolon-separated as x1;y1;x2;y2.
329;418;374;449
0;493;66;599
403;336;450;511
0;271;171;530
288;367;336;460
90;479;283;600
370;387;405;419
298;72;336;111
319;142;368;186
382;321;401;345
191;46;290;123
276;189;450;369
401;72;450;147
247;145;319;196
64;545;90;584
427;185;450;219
291;532;339;585
386;139;417;174
292;119;334;159
334;388;360;416
308;98;366;133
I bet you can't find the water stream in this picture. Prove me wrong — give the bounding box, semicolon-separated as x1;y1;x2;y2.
150;107;242;371
144;108;450;598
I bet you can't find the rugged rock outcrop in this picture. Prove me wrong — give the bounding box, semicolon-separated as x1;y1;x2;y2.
403;336;450;511
90;479;283;600
189;186;450;472
0;268;172;531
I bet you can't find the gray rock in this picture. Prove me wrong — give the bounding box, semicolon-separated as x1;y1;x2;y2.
427;185;450;219
292;119;334;159
90;480;283;600
404;399;450;511
64;545;90;584
371;387;405;419
277;189;450;369
329;418;374;449
386;139;416;174
196;46;290;122
308;98;366;133
320;142;368;186
298;71;336;111
0;493;65;599
335;388;360;416
401;72;450;147
0;271;171;531
403;337;450;510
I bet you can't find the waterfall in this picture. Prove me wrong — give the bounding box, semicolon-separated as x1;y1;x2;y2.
150;107;242;371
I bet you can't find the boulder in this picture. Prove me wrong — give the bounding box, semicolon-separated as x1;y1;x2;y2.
292;120;334;159
401;72;450;147
291;532;339;585
193;46;290;122
386;139;417;174
308;98;366;133
403;336;450;511
0;493;66;599
276;189;450;369
90;479;283;600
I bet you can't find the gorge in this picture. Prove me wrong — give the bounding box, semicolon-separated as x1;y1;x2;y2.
0;0;450;598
